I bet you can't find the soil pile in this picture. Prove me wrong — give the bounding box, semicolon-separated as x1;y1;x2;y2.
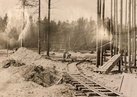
0;48;75;97
10;47;68;72
0;60;73;97
11;48;41;65
1;57;59;88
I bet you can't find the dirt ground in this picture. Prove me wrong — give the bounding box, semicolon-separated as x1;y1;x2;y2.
77;62;123;91
0;48;125;97
0;48;75;97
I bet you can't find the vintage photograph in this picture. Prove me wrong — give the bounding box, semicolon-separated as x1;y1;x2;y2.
0;0;136;97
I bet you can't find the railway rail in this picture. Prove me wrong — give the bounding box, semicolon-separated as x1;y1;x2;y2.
66;73;124;97
64;61;125;97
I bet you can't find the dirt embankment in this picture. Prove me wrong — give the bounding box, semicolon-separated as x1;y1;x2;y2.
10;48;68;72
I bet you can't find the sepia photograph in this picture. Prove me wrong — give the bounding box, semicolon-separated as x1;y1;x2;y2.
0;0;136;97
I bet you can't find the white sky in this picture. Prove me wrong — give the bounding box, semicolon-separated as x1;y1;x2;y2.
0;0;112;21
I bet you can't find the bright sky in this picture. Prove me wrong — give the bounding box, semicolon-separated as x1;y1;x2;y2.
0;0;112;21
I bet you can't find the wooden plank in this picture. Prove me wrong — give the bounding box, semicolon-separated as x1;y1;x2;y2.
97;54;121;74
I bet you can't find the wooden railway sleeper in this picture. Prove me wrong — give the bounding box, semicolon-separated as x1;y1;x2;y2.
67;73;124;97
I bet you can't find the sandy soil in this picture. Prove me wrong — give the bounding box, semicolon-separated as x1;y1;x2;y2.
0;48;75;97
48;51;96;61
0;48;127;97
0;66;75;97
77;62;122;91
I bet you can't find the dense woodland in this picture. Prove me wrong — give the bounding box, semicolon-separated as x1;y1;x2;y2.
0;12;134;52
0;13;100;51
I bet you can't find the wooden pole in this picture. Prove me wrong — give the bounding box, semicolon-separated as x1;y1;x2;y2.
113;0;116;54
118;0;123;72
99;0;101;19
20;1;25;47
125;0;128;27
128;0;132;72
132;0;136;67
110;0;113;57
22;1;25;47
96;0;99;67
131;0;134;64
38;0;41;54
102;0;105;22
119;0;123;53
115;0;118;54
133;0;136;67
124;0;128;72
96;0;101;67
100;0;105;66
47;0;51;56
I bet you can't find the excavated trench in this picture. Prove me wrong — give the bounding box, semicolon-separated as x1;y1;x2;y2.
2;59;60;88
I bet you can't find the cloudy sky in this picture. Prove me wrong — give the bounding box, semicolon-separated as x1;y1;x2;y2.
0;0;112;21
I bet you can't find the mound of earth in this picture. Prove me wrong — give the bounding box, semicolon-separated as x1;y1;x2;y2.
10;47;68;72
0;48;75;97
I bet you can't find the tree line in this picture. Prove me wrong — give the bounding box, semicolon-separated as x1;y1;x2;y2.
0;14;101;51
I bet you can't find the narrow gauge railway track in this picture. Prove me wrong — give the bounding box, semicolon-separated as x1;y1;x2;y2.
66;73;124;97
65;62;124;97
